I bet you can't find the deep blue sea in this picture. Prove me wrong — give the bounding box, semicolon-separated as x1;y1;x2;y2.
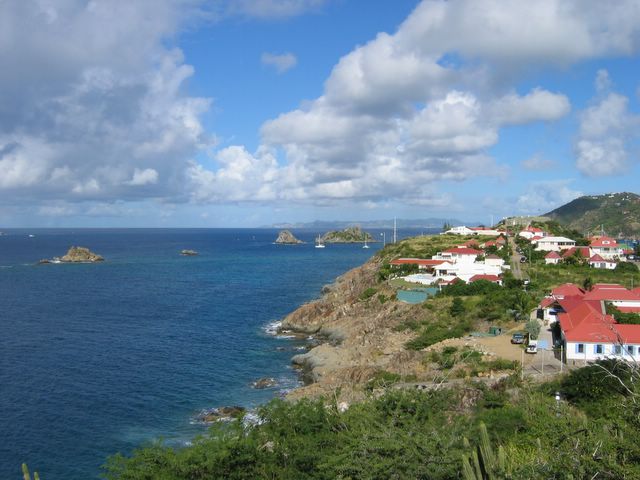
0;228;427;479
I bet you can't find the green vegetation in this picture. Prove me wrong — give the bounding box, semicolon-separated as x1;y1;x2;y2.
322;226;374;243
105;361;640;479
525;319;541;340
543;191;640;237
605;303;640;325
359;287;377;301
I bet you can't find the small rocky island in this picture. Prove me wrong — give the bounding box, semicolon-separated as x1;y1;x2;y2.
274;230;304;244
321;226;375;243
39;246;104;264
180;249;198;256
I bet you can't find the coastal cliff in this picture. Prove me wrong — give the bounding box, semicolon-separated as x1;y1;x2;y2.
281;254;428;401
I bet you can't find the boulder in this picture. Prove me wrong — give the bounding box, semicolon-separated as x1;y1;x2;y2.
274;230;304;244
59;246;104;263
197;406;246;423
251;377;277;389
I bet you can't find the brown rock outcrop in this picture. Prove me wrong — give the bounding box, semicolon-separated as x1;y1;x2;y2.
59;246;104;263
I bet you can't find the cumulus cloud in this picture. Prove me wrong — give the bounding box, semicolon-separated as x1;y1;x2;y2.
0;0;211;206
575;84;640;176
516;180;583;214
261;52;297;73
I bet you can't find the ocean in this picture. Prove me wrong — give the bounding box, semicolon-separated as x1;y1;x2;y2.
0;228;432;479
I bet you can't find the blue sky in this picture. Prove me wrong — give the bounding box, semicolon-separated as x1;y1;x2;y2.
1;0;639;227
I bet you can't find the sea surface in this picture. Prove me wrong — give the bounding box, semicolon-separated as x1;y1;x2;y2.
0;228;432;479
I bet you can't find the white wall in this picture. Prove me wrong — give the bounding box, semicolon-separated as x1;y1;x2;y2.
565;341;640;362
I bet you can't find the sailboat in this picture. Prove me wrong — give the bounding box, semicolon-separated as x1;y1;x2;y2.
362;237;370;249
315;235;325;249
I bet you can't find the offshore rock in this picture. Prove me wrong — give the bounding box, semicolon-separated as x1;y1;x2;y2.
274;230;304;244
251;377;277;389
197;406;246;423
59;246;104;263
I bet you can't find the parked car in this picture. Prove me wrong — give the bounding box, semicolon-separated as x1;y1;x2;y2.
520;256;527;263
511;332;525;344
525;340;538;354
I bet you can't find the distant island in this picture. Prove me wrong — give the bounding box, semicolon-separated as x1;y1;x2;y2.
321;226;374;243
39;246;104;264
274;230;304;244
269;218;474;229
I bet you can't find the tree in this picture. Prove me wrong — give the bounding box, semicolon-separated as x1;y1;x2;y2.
449;297;466;317
616;261;638;273
583;276;594;291
525;319;541;340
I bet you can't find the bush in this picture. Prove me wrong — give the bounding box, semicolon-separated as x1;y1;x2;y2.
616;261;638;273
359;287;377;300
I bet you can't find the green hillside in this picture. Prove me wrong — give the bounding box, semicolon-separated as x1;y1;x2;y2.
544;192;640;237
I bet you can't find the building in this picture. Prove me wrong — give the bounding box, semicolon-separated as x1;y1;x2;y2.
589;236;624;260
537;283;640;363
535;236;576;252
518;226;546;240
544;251;562;265
588;254;616;270
444;226;475;235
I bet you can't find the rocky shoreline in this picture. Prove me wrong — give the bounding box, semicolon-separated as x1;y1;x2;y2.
277;255;428;403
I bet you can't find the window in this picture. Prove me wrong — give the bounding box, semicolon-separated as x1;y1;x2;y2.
613;345;622;355
594;344;604;354
576;344;584;354
628;345;636;356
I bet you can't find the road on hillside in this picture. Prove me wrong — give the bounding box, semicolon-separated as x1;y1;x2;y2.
508;236;524;279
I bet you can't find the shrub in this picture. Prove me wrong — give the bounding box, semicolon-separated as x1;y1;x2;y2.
359;287;377;300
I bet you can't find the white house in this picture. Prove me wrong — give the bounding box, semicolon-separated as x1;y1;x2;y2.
484;254;505;267
583;284;640;311
535;236;576;252
544;251;562;265
588;254;616;270
444;226;475;235
469;227;504;236
434;247;482;263
589;236;624;260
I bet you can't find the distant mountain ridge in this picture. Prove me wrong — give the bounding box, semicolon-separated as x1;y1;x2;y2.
268;218;475;229
543;192;640;237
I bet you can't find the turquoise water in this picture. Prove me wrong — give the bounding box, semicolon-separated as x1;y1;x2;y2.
397;287;438;304
0;228;398;479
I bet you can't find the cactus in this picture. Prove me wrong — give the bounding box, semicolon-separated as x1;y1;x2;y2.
22;463;40;480
461;422;506;480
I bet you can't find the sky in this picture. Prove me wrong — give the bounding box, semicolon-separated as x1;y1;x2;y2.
1;0;640;228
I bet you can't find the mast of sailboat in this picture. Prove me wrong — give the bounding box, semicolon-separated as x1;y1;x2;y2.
393;217;397;244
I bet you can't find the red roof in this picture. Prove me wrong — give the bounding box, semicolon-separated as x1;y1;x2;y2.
588;254;606;262
540;297;557;308
561;246;591;258
551;283;585;298
469;274;500;283
442;247;483;255
583;284;640;302
589;236;618;247
524;227;544;233
390;258;446;267
564;319;640;343
530;235;544;241
545;251;561;259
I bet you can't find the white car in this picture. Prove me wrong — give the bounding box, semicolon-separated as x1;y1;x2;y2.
525;340;538;354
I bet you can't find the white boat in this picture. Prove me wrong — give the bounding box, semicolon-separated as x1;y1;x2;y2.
315;235;325;249
362;238;370;249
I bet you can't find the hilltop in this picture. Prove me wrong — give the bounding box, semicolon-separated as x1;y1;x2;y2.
543;192;640;237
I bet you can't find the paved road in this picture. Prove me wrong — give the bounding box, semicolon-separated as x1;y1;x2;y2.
508;236;524;279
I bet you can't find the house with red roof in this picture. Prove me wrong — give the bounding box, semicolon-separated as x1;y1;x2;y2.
435;247;483;263
469;274;502;285
561;246;591;260
588;254;616;270
540;282;640;362
544;251;562;265
589;236;624;260
518;226;547;240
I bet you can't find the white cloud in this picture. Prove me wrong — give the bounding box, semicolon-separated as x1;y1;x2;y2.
595;69;612;93
225;0;328;19
128;168;159;186
261;52;297;73
516;180;583;214
521;154;555;171
575;90;640;176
